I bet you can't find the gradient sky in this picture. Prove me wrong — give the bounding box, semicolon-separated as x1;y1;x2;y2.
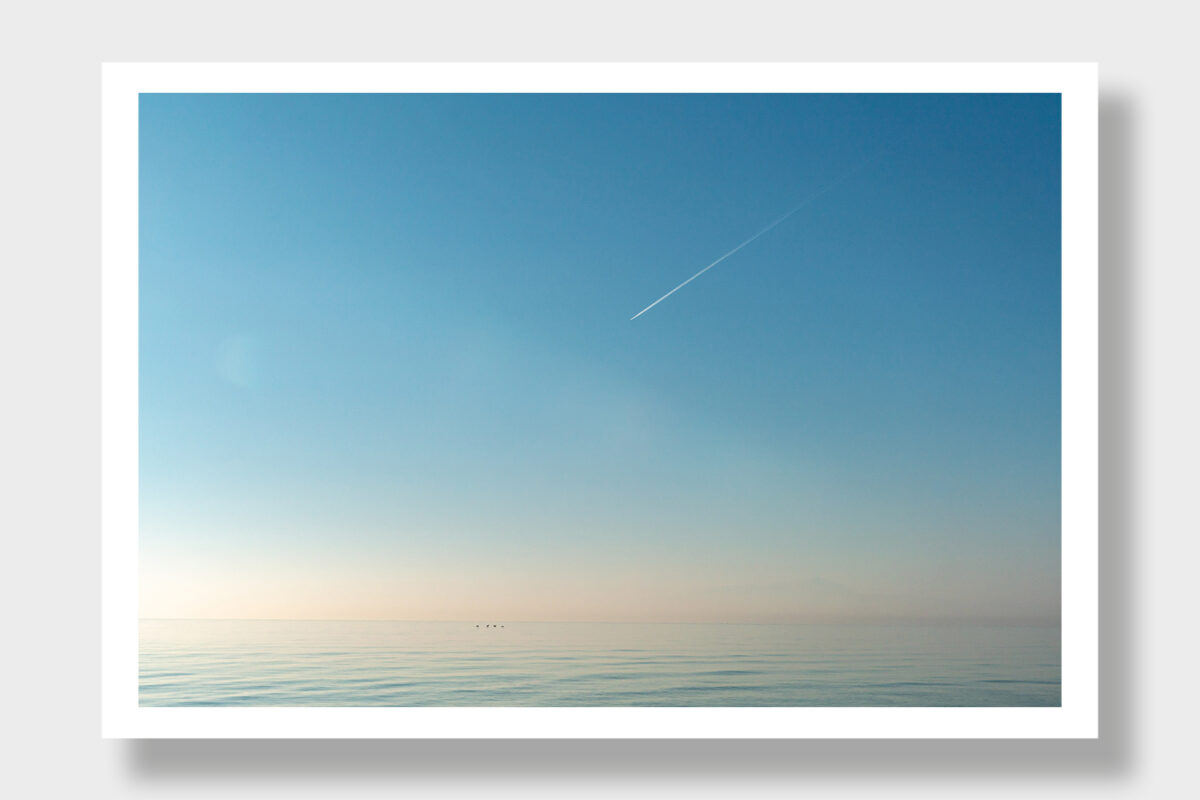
139;92;1061;623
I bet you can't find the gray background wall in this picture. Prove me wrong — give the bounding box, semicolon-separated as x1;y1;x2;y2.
1;1;1190;796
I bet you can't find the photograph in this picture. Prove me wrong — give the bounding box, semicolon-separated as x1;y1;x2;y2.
136;88;1061;708
100;63;1098;738
15;0;1199;794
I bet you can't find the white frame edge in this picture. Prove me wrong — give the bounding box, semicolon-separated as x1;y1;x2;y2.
101;62;1098;739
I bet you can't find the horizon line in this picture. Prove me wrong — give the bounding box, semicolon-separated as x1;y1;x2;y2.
139;616;1063;627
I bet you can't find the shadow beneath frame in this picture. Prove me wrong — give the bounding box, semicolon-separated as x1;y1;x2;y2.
124;92;1137;781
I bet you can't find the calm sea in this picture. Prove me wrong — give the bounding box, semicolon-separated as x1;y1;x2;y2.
139;620;1060;707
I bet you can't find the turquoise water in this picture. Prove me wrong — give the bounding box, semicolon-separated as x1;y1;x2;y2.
139;620;1060;707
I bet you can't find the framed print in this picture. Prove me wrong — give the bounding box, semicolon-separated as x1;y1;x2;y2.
101;62;1098;738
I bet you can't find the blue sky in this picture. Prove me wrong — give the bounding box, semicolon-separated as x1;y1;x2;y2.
139;92;1061;622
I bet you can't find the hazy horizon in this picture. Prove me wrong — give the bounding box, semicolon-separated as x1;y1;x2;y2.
139;92;1061;625
138;616;1062;625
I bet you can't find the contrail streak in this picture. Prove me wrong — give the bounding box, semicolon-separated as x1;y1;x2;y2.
630;153;886;320
629;206;803;320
